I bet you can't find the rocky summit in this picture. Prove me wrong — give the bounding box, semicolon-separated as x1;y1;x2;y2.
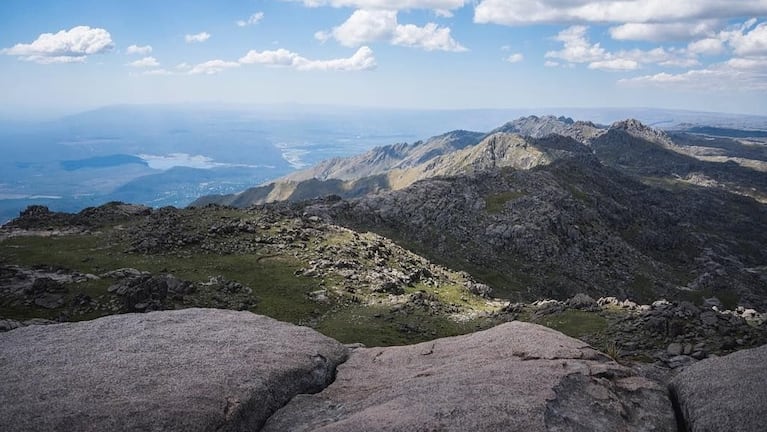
4;308;766;432
0;309;678;432
263;320;675;432
0;309;349;432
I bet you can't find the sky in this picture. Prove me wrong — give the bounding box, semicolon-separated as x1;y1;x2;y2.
1;0;766;117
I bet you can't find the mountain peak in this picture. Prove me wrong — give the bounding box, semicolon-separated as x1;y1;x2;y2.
609;118;674;148
492;115;575;138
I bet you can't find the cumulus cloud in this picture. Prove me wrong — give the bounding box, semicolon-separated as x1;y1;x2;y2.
687;38;725;55
545;26;605;63
474;0;767;26
185;32;211;43
609;20;722;42
318;9;466;51
127;56;160;68
1;25;113;63
727;21;767;56
239;46;377;71
237;12;265;27
620;56;767;90
545;25;697;70
188;59;240;75
126;44;152;55
290;0;465;10
505;53;524;63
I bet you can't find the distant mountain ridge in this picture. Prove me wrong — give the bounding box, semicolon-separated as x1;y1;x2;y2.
194;115;767;208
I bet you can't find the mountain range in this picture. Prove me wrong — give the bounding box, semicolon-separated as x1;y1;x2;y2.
193;116;767;310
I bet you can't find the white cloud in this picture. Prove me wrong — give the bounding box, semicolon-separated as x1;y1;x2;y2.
687;38;725;55
127;56;160;68
588;58;639;70
1;25;113;64
239;46;377;71
620;56;767;90
505;53;524;63
329;9;397;46
546;25;698;70
185;32;211;43
544;60;560;67
175;62;192;70
392;22;467;51
728;22;767;56
725;56;767;70
609;20;721;42
474;0;767;26
290;0;465;10
126;44;152;55
240;48;299;66
545;26;605;63
188;59;240;75
237;12;265;27
319;9;467;52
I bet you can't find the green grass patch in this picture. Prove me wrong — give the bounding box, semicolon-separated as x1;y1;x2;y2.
484;191;526;214
682;287;740;310
533;310;607;339
0;233;331;325
315;304;492;347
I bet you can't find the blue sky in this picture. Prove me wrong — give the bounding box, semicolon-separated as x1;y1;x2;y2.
1;0;766;116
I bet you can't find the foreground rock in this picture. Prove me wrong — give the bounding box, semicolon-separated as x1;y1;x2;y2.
0;308;348;432
670;344;767;432
263;321;676;431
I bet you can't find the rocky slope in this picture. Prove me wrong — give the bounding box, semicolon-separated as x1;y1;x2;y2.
193;130;485;206
192;132;594;207
2;201;764;364
3;308;765;431
0;202;505;347
304;157;767;310
0;309;678;432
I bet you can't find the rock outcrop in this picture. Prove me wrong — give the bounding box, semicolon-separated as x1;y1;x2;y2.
263;321;676;431
7;308;767;431
0;308;348;432
670;343;767;432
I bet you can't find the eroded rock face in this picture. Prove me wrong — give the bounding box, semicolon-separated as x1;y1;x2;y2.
0;308;348;432
670;344;767;432
262;321;676;432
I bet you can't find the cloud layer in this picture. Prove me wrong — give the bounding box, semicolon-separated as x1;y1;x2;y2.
291;0;466;10
474;1;767;26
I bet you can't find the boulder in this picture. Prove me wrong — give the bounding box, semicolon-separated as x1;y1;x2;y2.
670;343;767;432
0;308;348;432
263;321;675;432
